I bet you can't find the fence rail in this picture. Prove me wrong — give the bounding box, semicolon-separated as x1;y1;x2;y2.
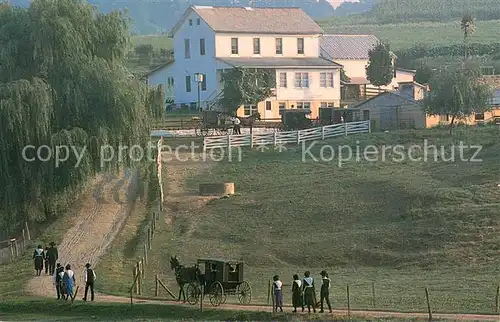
0;222;31;264
203;120;370;151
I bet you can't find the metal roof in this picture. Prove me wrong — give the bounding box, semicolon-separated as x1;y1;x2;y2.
217;57;342;69
320;34;379;60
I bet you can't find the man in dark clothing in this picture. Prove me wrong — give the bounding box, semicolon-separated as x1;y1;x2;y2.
46;242;58;275
319;270;332;313
83;263;96;301
53;263;64;299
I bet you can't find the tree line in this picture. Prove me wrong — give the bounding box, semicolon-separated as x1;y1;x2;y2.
0;0;163;233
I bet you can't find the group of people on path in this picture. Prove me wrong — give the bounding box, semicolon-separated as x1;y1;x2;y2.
273;270;332;313
32;243;96;302
32;242;58;276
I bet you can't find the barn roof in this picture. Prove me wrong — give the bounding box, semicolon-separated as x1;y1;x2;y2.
320;34;379;60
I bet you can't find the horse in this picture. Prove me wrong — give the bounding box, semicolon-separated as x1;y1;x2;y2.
234;112;261;134
170;256;202;302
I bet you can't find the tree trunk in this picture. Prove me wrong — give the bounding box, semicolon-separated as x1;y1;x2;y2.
449;115;456;135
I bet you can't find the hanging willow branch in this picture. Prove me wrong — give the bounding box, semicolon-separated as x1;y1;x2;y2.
0;0;160;232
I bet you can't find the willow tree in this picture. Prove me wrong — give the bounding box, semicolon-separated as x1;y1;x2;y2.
0;0;162;232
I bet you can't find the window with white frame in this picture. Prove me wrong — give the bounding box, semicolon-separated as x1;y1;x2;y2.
320;72;334;87
231;38;239;55
201;74;207;91
196;18;200;25
188;19;192;26
296;102;311;109
276;38;283;54
279;72;287;88
185;75;191;92
294;72;309;88
200;38;206;56
320;102;335;108
184;39;190;59
253;38;260;55
243;104;257;116
297;38;304;54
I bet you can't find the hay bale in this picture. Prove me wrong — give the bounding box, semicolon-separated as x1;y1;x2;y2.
199;183;235;196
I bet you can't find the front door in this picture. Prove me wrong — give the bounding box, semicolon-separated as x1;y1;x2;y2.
265;101;273;120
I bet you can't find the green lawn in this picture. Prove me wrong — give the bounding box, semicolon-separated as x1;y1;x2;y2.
0;298;431;321
319;20;500;51
100;126;500;314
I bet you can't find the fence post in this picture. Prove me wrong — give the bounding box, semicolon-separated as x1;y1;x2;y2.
25;222;31;241
273;131;277;147
425;287;432;321
297;130;300;145
321;126;325;140
14;239;18;257
495;284;499;313
22;229;25;244
134;266;138;294
227;133;231;149
344;122;348;136
144;244;148;265
267;279;271;305
155;274;159;297
368;120;371;133
250;131;254;148
347;284;350;317
148;228;152;250
271;280;276;312
372;282;376;308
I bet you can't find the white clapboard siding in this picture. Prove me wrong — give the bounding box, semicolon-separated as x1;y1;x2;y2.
203;120;371;151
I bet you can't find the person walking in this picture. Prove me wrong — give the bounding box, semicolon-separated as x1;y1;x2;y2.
32;245;44;276
43;247;49;275
46;242;58;275
83;263;96;301
273;275;283;312
53;263;65;299
319;270;332;313
63;264;76;300
291;274;303;313
302;271;316;313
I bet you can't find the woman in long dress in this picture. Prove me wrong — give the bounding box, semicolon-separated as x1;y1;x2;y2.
302;271;316;313
292;274;303;312
32;245;44;276
63;264;76;300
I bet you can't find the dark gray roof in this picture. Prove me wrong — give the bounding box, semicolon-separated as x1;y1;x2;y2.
320;34;379;60
171;6;323;36
217;57;342;69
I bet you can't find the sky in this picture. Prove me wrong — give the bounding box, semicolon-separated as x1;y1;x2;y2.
327;0;360;8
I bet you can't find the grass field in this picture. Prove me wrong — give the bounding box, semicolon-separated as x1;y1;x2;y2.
131;34;173;50
97;126;500;314
319;20;500;51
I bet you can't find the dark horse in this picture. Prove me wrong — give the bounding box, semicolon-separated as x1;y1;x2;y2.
170;256;202;302
234;112;261;134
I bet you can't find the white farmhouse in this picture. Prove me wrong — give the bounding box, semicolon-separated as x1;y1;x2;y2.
148;5;342;120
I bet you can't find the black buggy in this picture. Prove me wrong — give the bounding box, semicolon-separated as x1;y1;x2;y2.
185;258;252;307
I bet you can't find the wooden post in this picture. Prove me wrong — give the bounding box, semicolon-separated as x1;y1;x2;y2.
143;244;148;265
138;265;142;295
495;284;499;313
155;274;159;297
271;280;275;312
25;222;31;241
297;130;300;145
9;240;14;260
273;131;277;147
250;131;254;148
22;229;25;244
321;126;325;140
368;119;371;133
133;266;138;294
425;287;432;321
227;133;231;149
141;258;145;279
344;122;348;136
371;282;376;308
14;239;18;257
267;279;271;305
148;228;152;250
200;284;204;312
347;285;350;317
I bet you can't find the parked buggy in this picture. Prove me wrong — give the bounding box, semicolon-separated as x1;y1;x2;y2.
195;110;238;137
185;258;252;307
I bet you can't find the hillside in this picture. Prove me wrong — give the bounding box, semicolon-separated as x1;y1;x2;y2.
97;127;500;314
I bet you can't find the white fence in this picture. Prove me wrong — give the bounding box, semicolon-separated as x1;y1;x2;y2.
203;120;371;151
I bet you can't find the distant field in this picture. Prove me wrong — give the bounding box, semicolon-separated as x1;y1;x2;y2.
131;34;173;50
320;20;500;50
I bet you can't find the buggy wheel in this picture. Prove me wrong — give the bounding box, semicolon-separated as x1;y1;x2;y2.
209;281;224;307
237;281;252;305
186;282;200;305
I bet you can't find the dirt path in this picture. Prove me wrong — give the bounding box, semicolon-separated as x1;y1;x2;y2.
22;153;500;321
26;169;141;297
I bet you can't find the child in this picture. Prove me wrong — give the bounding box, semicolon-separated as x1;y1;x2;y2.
273;275;284;312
